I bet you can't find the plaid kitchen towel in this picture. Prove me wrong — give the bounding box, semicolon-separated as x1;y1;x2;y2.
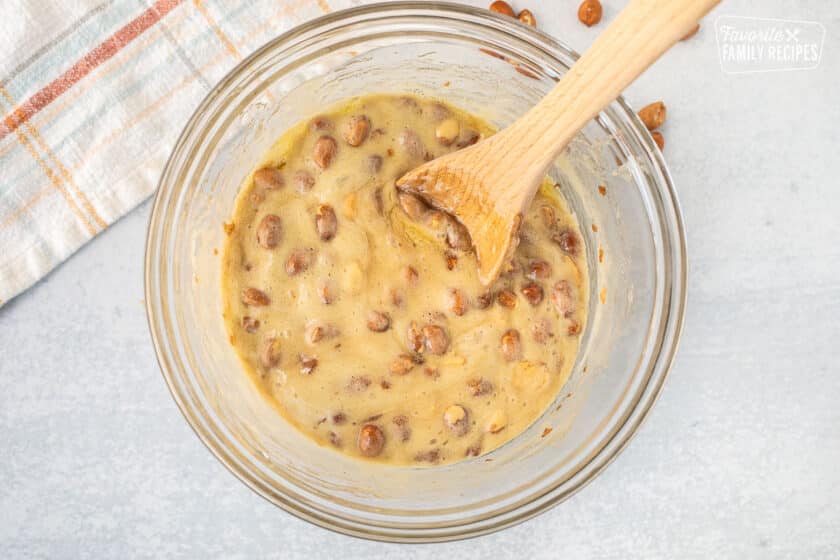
0;0;359;306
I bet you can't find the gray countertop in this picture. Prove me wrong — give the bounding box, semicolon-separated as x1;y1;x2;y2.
2;1;839;558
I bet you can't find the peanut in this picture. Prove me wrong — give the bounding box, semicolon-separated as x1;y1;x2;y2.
241;316;260;333
638;101;667;130
435;118;460;146
366;154;383;174
256;214;282;249
293;170;315;193
521;282;544;306
398;129;426;159
497;289;517;309
578;0;602;27
456;129;480;149
488;1;515;17
476;292;493;309
390;354;416;376
314;204;338;241
310;116;332;131
396;96;421;113
305;321;338;345
552;228;581;256
343;115;370;147
347;375;371;392
358;424;385;457
285;248;314;276
366;311;391;332
373;187;384;216
511;360;549;394
540;205;556;228
445;252;458;271
467;377;494;397
407;321;423;352
430;102;450;121
392;415;412;442
241;287;270;307
328;431;342;448
500;329;522;362
551;280;576;318
443;404;470;436
444;216;472;251
414;449;441;463
449;288;467;316
299;354;318;375
387;287;403;307
398;192;429;221
517;9;536;27
531;317;554;344
253;167;285;191
652;130;665;151
259;335;282;369
486;410;508;433
316;279;335;305
313;136;338;169
422;324;450;355
527;259;552;280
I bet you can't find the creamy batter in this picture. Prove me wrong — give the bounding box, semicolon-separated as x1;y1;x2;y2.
221;95;587;465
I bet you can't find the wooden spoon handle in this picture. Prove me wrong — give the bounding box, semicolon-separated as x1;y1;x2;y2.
397;0;721;286
508;0;720;171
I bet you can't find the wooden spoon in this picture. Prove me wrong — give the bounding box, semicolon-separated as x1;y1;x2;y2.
397;0;719;285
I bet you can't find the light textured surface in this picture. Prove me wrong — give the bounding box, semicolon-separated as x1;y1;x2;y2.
2;1;839;558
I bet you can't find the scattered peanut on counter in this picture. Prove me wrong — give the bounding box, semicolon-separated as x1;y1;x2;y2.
578;0;603;27
488;1;515;17
638;101;667;130
488;1;537;28
638;101;668;151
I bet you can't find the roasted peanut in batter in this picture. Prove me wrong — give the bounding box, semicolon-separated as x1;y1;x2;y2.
221;95;587;465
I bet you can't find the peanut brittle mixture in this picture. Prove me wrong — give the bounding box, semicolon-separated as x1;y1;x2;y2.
221;94;588;465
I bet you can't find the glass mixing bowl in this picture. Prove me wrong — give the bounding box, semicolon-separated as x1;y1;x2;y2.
145;1;686;542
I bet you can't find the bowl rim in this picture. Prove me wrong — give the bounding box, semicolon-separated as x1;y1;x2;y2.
145;0;687;543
